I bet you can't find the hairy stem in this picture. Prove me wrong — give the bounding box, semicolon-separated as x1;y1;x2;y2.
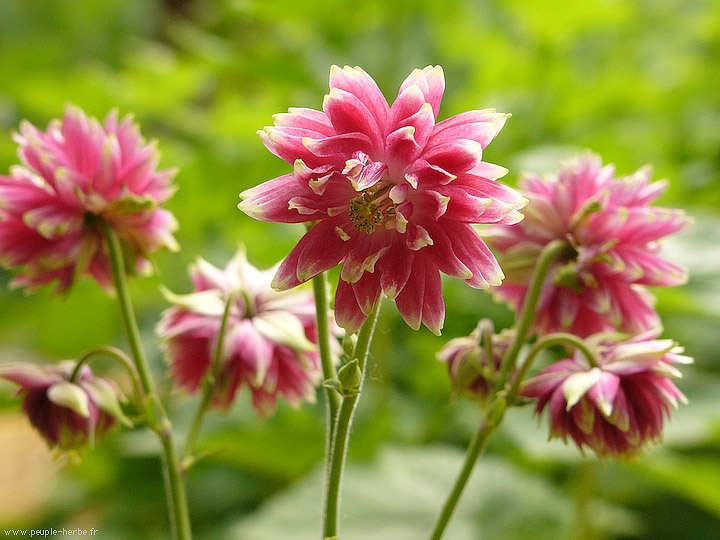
427;406;503;540
100;220;192;540
494;239;572;393
427;239;570;540
313;273;340;441
322;300;381;539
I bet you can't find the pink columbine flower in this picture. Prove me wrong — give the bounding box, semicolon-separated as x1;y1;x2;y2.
239;65;526;335
156;249;324;417
437;324;514;404
0;105;178;293
486;153;690;337
521;330;692;459
0;361;130;450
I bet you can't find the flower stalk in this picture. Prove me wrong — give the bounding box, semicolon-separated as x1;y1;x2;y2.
428;239;570;540
71;345;145;411
183;292;237;461
313;272;340;443
507;332;601;402
100;219;192;540
322;299;381;539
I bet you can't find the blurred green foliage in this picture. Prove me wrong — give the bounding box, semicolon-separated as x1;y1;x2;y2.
1;0;719;539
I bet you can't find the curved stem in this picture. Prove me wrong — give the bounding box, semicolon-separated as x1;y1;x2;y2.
507;332;600;402
322;299;381;539
428;240;571;540
71;345;145;409
183;292;237;460
99;220;192;540
494;239;572;394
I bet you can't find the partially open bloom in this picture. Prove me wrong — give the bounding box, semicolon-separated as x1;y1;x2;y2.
157;249;323;417
521;330;691;458
0;105;178;293
486;153;689;337
239;65;526;335
437;323;514;404
0;361;130;450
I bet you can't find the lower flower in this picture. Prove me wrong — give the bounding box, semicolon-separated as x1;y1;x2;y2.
157;249;325;417
521;329;691;459
0;361;130;450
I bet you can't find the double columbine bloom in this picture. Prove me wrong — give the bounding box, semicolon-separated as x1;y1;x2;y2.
156;249;323;416
0;105;178;293
239;65;526;335
486;153;689;337
522;330;691;458
0;362;130;450
0;69;695;540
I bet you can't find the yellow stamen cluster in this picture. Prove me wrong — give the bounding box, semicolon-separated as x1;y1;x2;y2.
348;188;395;234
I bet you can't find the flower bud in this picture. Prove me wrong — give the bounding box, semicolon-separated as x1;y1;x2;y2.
437;327;514;405
337;359;362;397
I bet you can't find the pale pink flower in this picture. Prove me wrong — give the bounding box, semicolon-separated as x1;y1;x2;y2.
0;105;178;293
437;325;514;404
522;330;691;458
157;249;323;417
239;65;526;335
487;153;689;337
0;361;130;450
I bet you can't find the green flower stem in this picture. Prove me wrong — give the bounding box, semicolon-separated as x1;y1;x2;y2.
427;239;571;540
100;220;192;540
183;292;237;461
313;272;340;429
322;299;381;539
427;406;503;540
71;345;145;410
494;239;572;393
507;332;601;402
477;319;495;376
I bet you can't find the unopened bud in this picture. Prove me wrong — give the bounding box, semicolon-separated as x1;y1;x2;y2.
341;333;358;358
337;359;362;397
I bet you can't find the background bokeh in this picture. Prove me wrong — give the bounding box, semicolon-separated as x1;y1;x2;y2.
1;0;719;539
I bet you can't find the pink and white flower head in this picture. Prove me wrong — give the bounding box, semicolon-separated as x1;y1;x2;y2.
239;65;526;335
521;329;692;459
486;153;690;337
437;324;514;404
0;105;179;293
156;248;323;417
0;361;130;450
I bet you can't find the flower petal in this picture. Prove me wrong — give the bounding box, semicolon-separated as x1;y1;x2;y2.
397;65;445;119
239;173;314;223
272;220;349;290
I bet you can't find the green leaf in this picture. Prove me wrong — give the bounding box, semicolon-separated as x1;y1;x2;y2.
231;445;575;540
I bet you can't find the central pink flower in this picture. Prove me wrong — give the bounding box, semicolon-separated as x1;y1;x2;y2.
239;66;526;334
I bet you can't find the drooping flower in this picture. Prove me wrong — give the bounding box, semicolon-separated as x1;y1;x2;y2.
156;249;324;417
437;323;514;404
239;65;526;335
0;361;130;450
486;153;690;337
521;329;691;459
0;105;178;293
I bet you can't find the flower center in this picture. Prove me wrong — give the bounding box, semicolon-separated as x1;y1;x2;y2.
344;151;396;234
348;185;396;234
